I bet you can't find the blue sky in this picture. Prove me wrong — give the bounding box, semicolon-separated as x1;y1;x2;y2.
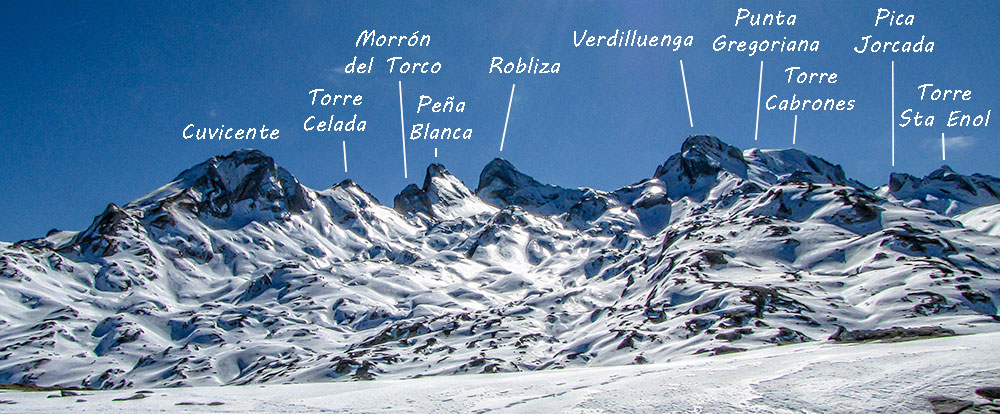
1;0;998;241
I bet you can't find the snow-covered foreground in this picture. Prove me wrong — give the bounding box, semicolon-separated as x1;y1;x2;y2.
3;332;997;413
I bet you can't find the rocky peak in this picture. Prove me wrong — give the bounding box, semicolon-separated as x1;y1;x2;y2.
654;135;749;183
476;158;594;216
884;165;1000;216
324;179;383;211
928;165;957;179
477;158;519;190
394;164;492;220
422;163;478;204
62;203;148;257
130;149;310;223
747;148;854;187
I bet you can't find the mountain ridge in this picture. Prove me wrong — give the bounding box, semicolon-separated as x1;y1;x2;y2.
1;135;998;390
18;136;996;241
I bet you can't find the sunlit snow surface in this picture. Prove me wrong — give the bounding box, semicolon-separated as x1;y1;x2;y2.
1;137;999;395
3;332;998;413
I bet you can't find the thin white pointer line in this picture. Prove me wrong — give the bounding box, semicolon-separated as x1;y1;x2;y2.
680;60;693;128
398;81;408;179
755;61;763;141
342;140;347;173
500;83;515;152
793;115;798;145
891;61;895;167
942;132;946;161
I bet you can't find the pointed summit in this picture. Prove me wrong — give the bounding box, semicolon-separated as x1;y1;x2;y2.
477;158;518;187
129;149;310;223
422;163;478;205
680;135;745;157
424;163;452;182
927;165;957;179
327;178;382;208
654;135;749;183
650;135;751;203
394;163;494;220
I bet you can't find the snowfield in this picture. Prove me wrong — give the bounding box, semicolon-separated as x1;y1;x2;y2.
2;332;998;413
1;135;999;412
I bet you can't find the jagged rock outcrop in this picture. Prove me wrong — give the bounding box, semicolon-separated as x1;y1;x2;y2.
881;165;1000;216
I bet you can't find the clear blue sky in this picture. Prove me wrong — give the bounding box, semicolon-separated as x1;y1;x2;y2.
1;0;998;241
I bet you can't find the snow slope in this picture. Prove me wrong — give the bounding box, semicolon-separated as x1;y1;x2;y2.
2;332;998;413
957;204;1000;236
0;136;997;390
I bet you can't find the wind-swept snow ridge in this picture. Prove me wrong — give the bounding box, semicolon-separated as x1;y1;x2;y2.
1;135;998;389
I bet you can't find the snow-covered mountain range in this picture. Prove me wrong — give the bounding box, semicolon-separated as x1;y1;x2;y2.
1;135;998;389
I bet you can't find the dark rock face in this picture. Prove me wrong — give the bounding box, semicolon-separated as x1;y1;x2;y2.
888;172;916;194
886;165;1000;216
929;396;974;414
393;164;479;219
393;184;430;217
928;390;1000;414
178;149;310;219
977;387;1000;401
477;158;524;196
828;326;957;343
476;158;593;216
654;135;749;183
695;345;746;356
113;149;312;230
63;204;146;257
